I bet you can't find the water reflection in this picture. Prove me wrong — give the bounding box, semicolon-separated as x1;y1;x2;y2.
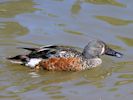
0;0;37;18
42;85;65;99
108;44;124;50
95;16;133;26
71;0;81;15
115;80;133;86
115;73;133;86
118;74;133;79
71;0;126;15
64;29;83;35
84;0;126;7
117;36;133;47
0;22;28;37
113;61;133;73
0;21;28;47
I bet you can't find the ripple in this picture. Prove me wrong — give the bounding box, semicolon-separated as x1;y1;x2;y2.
115;80;133;86
108;87;118;92
0;0;37;18
95;16;133;26
118;74;133;79
29;72;40;78
0;22;28;37
84;0;126;7
117;36;133;47
42;86;62;92
64;29;83;35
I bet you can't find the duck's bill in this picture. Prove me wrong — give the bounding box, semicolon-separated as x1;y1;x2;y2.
105;48;123;58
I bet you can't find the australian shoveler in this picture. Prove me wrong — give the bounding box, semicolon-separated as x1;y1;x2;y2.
7;40;123;71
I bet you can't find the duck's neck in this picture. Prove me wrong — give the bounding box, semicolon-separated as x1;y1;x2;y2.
82;51;96;59
89;58;102;68
82;58;102;70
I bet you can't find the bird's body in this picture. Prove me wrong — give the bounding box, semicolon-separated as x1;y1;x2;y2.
7;40;123;71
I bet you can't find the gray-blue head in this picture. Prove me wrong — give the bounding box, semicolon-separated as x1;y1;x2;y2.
82;40;123;59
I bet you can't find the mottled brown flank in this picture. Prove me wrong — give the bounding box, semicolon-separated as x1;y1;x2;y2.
36;57;83;71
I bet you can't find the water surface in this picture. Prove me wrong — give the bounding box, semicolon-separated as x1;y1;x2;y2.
0;0;133;100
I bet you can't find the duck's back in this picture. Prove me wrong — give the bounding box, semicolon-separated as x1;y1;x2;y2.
27;45;85;71
27;45;82;59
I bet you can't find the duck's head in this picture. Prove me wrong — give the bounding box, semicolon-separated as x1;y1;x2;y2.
82;40;123;59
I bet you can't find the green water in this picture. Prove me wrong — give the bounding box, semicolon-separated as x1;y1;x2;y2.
0;0;133;100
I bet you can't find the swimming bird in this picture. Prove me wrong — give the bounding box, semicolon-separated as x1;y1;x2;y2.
7;40;123;71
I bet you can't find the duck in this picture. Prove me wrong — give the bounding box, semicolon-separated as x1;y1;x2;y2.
7;40;123;71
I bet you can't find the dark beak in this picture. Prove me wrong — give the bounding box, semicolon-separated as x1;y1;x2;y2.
105;48;123;58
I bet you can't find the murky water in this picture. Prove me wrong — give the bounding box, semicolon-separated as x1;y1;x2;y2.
0;0;133;100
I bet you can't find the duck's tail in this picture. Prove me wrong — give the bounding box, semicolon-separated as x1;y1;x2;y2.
7;55;29;64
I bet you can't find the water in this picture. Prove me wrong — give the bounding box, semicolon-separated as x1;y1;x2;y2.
0;0;133;100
